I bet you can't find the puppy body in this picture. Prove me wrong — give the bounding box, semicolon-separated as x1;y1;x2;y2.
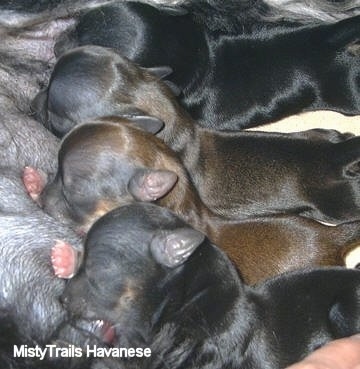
33;46;360;225
61;203;360;369
36;120;360;284
50;1;360;129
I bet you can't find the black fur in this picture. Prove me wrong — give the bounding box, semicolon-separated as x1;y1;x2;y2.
46;1;360;130
61;203;360;369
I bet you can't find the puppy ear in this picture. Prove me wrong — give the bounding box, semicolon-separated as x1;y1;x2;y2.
141;66;182;96
30;88;48;124
125;115;165;134
142;65;173;79
163;80;182;96
111;106;165;134
128;169;178;202
150;227;205;268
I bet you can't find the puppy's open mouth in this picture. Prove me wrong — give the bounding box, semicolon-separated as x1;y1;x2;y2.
92;319;116;345
76;319;116;345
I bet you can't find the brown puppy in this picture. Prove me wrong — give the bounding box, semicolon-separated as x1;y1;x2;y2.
32;46;360;225
24;118;360;284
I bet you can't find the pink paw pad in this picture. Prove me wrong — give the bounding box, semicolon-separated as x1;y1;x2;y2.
51;240;78;279
22;166;45;201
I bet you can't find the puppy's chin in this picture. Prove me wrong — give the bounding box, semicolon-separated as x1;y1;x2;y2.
77;208;112;236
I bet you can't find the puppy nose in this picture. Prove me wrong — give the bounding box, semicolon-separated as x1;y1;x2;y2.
60;292;87;317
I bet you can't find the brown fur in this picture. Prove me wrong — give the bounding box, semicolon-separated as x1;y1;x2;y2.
41;118;360;284
32;46;360;224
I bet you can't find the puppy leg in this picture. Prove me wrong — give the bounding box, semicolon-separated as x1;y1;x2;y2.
22;166;47;201
51;240;80;279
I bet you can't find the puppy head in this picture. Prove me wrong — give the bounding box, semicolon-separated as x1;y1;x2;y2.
39;117;181;234
61;203;205;345
31;45;176;137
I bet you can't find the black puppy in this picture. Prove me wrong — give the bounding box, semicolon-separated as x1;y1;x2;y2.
30;46;360;225
42;1;360;130
57;202;360;369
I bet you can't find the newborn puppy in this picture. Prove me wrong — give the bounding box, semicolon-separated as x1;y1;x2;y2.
24;120;360;284
30;46;360;225
51;1;360;129
57;203;360;369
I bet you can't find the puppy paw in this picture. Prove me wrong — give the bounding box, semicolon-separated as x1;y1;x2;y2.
51;240;78;279
22;166;46;201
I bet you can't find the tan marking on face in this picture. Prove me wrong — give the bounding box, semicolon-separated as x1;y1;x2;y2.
114;280;138;314
80;199;129;233
347;43;360;56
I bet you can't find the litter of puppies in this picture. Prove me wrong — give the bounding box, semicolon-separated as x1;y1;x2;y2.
0;1;360;368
